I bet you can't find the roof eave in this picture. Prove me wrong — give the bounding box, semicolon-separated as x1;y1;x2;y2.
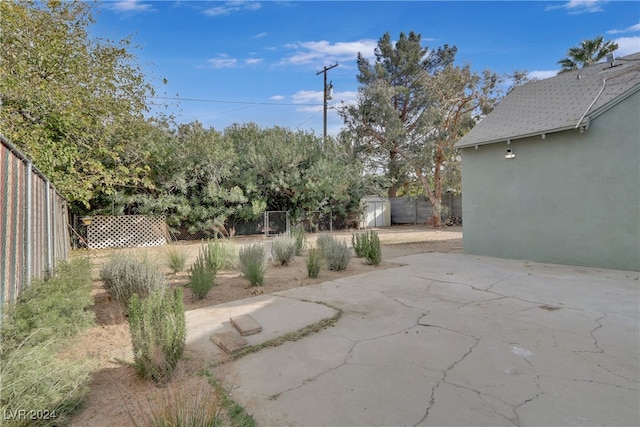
455;125;583;150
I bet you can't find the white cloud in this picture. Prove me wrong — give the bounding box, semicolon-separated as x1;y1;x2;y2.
282;39;378;66
208;55;238;68
607;23;640;34
545;0;605;14
245;58;264;65
253;32;269;39
613;36;640;56
291;90;323;104
203;1;262;17
107;0;153;12
270;95;285;101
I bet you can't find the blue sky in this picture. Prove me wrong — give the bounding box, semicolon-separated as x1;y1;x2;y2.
91;0;640;136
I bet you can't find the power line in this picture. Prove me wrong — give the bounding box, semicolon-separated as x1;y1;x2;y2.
149;96;322;106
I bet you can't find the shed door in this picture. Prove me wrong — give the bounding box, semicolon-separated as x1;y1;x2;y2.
366;201;385;227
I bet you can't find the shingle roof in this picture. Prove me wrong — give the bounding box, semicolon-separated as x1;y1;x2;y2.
455;52;640;149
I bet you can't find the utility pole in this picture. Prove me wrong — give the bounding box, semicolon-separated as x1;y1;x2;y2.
316;63;338;140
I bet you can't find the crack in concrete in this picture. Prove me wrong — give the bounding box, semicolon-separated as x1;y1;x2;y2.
413;319;481;426
270;315;422;400
439;380;520;426
512;353;544;426
565;377;639;391
380;289;434;313
587;312;605;354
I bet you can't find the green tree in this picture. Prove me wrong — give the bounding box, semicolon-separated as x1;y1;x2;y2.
0;0;155;209
558;36;619;73
123;120;247;236
224;123;366;224
340;31;502;227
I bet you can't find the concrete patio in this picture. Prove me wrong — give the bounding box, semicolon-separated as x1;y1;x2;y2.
187;253;639;426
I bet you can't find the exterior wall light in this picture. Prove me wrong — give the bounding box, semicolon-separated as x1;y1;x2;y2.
505;148;516;159
81;216;93;225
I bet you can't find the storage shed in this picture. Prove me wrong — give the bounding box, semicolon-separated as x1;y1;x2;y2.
360;196;391;228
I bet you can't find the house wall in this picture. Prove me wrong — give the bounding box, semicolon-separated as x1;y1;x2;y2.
461;92;640;271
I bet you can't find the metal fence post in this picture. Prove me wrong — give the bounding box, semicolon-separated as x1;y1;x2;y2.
330;210;333;232
264;211;268;237
286;211;290;234
24;161;32;287
45;180;52;274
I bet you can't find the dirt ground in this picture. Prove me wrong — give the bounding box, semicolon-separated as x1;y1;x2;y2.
66;225;462;426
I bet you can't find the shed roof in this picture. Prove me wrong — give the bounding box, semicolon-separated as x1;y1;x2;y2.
455;52;640;149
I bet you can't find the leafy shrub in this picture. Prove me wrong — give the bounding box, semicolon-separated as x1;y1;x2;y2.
100;253;166;313
306;248;322;278
323;238;351;271
0;258;95;426
271;235;297;266
205;239;238;270
239;244;267;286
188;249;216;300
290;226;306;256
128;288;186;383
165;246;188;273
352;230;382;266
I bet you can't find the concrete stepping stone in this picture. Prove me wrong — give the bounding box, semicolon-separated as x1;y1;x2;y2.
210;322;248;354
230;314;263;336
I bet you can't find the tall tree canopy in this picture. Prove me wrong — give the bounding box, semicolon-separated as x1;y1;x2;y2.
340;31;502;227
557;36;619;73
0;0;154;209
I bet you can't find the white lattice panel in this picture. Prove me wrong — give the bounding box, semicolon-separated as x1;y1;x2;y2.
87;215;168;249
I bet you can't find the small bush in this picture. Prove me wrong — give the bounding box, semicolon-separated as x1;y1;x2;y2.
100;253;166;314
205;239;238;270
188;249;216;300
239;244;266;286
128;288;186;383
316;233;334;253
306;248;322;278
271;235;297;266
165;246;188;273
352;232;368;258
290;226;306;256
323;238;351;271
352;230;382;266
134;383;224;427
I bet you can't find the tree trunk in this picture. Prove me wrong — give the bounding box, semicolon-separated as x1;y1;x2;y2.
430;198;443;228
431;145;445;228
387;147;400;198
415;167;444;228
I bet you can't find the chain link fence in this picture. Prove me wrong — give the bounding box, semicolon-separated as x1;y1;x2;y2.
1;134;70;317
170;210;349;241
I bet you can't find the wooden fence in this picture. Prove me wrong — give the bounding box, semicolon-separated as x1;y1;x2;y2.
389;194;462;225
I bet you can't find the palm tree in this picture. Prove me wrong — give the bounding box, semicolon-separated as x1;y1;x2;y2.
557;36;619;73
